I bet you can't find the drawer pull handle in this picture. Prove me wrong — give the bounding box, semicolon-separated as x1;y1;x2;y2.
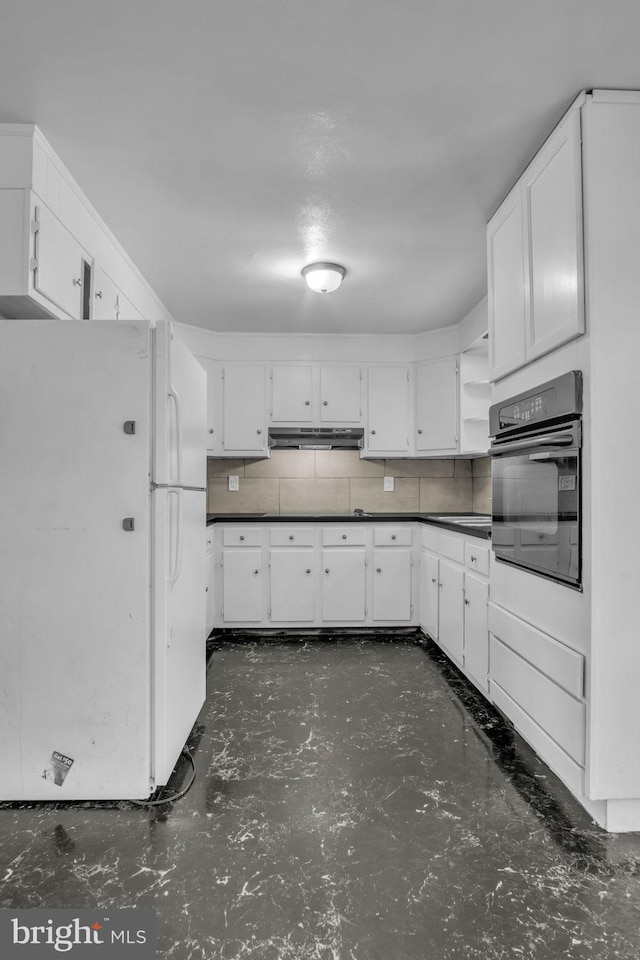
306;568;311;574
371;429;376;435
289;535;294;540
417;428;423;435
391;534;396;540
305;400;310;405
342;534;347;540
323;400;328;406
376;567;382;573
239;535;245;541
325;568;330;574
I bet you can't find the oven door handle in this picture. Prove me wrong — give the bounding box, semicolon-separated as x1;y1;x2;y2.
489;431;576;456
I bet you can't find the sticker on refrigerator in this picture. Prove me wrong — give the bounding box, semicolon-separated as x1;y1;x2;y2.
42;751;74;786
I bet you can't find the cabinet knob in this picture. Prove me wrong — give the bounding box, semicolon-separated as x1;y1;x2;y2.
257;429;262;435
205;586;208;592
73;277;82;286
239;535;245;541
304;400;310;406
376;567;382;573
289;534;294;540
464;598;470;605
470;555;477;562
95;290;103;299
306;568;311;574
371;430;376;435
342;534;347;540
323;400;328;406
253;568;259;575
431;577;437;583
325;568;330;574
417;429;423;435
209;428;214;434
391;534;396;540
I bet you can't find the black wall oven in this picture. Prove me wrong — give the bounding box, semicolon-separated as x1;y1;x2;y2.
489;371;582;589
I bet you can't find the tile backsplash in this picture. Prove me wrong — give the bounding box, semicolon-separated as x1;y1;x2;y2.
208;450;492;515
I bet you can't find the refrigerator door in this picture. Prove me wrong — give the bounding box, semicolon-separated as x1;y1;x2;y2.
154;321;207;489
152;487;206;785
0;319;153;800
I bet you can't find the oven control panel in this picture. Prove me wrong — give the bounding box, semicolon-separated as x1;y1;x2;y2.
489;370;583;438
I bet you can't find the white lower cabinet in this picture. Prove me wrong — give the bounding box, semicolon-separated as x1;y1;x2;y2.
372;548;412;621
438;559;465;666
463;572;489;692
321;549;367;621
221;549;263;622
270;549;315;622
419;550;439;639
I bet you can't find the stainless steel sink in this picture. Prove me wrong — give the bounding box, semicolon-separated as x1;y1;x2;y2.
429;515;491;525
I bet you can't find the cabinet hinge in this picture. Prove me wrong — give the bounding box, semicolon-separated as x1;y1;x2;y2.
268;606;272;617
221;368;225;379
410;556;414;566
410;604;413;616
221;606;224;616
364;557;368;566
364;605;368;615
407;371;410;381
29;257;38;272
30;219;39;235
220;558;224;566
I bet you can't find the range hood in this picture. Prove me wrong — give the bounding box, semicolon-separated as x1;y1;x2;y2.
268;427;365;450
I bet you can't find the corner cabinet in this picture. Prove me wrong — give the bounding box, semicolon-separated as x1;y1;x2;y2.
488;95;586;381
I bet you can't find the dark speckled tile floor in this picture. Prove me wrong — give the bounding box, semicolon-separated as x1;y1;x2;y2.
3;636;640;959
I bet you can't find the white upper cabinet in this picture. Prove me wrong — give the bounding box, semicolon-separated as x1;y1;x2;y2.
487;183;527;380
0;126;169;326
523;108;584;362
32;203;91;320
488;97;585;381
415;357;458;454
319;365;361;422
365;365;410;455
222;363;268;456
92;264;119;320
271;364;314;422
270;363;362;425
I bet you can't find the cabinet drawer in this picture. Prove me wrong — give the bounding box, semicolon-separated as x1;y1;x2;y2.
322;527;367;546
222;527;263;547
271;527;315;547
374;526;412;546
439;533;465;564
421;524;440;552
465;542;489;576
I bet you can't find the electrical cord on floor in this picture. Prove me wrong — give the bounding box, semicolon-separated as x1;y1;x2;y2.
128;748;197;806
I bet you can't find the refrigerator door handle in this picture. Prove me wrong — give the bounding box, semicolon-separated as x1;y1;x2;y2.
168;385;183;486
168;488;183;588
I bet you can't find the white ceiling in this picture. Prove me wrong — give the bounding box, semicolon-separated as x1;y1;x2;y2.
2;0;640;336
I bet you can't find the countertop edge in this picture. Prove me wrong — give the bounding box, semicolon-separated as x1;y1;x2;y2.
206;513;491;540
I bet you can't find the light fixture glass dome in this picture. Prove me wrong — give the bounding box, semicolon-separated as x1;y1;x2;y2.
301;262;346;293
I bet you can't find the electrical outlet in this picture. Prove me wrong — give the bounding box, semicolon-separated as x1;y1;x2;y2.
228;475;239;492
383;476;394;492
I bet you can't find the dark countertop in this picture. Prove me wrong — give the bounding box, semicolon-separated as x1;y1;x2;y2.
206;512;491;539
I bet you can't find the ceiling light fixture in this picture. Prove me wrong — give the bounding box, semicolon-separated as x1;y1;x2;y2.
301;261;346;293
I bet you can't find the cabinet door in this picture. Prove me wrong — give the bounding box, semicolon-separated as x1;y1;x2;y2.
487;185;527;381
320;365;361;423
523;109;584;362
270;549;315;622
206;551;216;636
222;550;263;621
463;572;489;693
197;357;222;455
92;264;119;320
366;366;410;453
322;549;366;621
419;550;439;640
438;559;464;666
372;548;412;621
222;364;267;454
33;203;87;319
271;365;313;422
415;357;458;452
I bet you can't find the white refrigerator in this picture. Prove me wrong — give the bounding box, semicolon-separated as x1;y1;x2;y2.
0;318;207;800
